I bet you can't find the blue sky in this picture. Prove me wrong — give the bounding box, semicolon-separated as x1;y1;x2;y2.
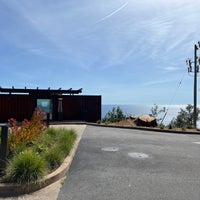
1;0;200;105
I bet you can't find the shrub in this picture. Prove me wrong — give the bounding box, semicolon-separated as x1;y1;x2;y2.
102;106;126;123
168;124;173;129
7;150;46;184
37;132;54;149
169;104;200;129
45;127;58;137
96;120;101;124
43;147;64;170
58;129;77;155
34;128;76;170
8;108;46;153
3;127;77;183
181;126;186;131
11;142;27;156
33;143;49;154
150;104;166;125
160;124;165;129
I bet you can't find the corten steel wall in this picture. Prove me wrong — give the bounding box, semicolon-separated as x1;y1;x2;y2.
82;96;101;122
0;94;34;122
62;95;101;122
0;94;101;123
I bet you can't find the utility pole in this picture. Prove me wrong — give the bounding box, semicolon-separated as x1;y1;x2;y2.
194;44;198;129
186;42;200;129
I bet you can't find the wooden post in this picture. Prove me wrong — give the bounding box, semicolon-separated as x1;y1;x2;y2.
194;44;198;129
0;125;8;170
46;113;50;127
58;98;63;121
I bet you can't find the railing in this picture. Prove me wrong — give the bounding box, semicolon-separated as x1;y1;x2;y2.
0;124;8;170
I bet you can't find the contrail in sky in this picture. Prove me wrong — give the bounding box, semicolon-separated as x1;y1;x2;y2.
96;1;128;23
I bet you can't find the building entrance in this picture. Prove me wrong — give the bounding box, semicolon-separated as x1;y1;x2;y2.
37;99;53;119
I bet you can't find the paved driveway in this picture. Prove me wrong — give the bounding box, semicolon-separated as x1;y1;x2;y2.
58;126;200;200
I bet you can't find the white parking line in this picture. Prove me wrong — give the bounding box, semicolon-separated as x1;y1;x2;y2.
193;142;200;144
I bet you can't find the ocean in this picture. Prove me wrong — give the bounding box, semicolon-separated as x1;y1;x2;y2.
102;104;188;125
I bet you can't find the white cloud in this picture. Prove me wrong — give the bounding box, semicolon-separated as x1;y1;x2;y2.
96;1;128;24
1;0;200;104
164;67;180;72
2;0;199;70
142;79;172;86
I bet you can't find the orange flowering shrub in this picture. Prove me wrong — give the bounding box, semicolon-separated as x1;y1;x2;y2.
8;108;47;153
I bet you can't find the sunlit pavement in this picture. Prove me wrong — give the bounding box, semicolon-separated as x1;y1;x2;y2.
58;126;200;200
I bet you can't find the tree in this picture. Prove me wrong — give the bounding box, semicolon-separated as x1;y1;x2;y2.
102;106;126;123
169;104;200;129
149;104;166;125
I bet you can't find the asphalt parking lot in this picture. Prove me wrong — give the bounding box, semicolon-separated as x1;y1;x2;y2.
58;125;200;200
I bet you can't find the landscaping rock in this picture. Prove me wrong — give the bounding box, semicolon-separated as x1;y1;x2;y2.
136;115;157;127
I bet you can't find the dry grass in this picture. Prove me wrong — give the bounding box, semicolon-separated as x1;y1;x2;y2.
101;118;200;133
102;118;136;127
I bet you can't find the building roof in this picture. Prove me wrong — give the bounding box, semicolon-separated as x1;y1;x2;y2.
0;87;82;95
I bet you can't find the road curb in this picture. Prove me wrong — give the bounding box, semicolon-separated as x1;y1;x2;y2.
87;123;200;135
0;128;82;197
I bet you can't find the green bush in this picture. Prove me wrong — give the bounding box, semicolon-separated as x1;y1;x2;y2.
33;127;76;170
43;147;64;170
102;106;126;123
32;128;58;154
168;124;173;129
7;150;46;184
34;143;49;154
96;120;101;124
58;129;77;155
160;124;165;129
37;133;53;149
45;127;58;137
11;142;27;156
2;127;77;183
169;104;200;129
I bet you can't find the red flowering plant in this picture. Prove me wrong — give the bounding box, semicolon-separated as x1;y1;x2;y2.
8;108;47;153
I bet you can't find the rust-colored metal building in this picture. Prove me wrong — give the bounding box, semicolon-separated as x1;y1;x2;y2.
0;87;101;123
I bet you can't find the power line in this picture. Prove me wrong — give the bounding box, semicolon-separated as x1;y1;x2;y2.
161;71;186;124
